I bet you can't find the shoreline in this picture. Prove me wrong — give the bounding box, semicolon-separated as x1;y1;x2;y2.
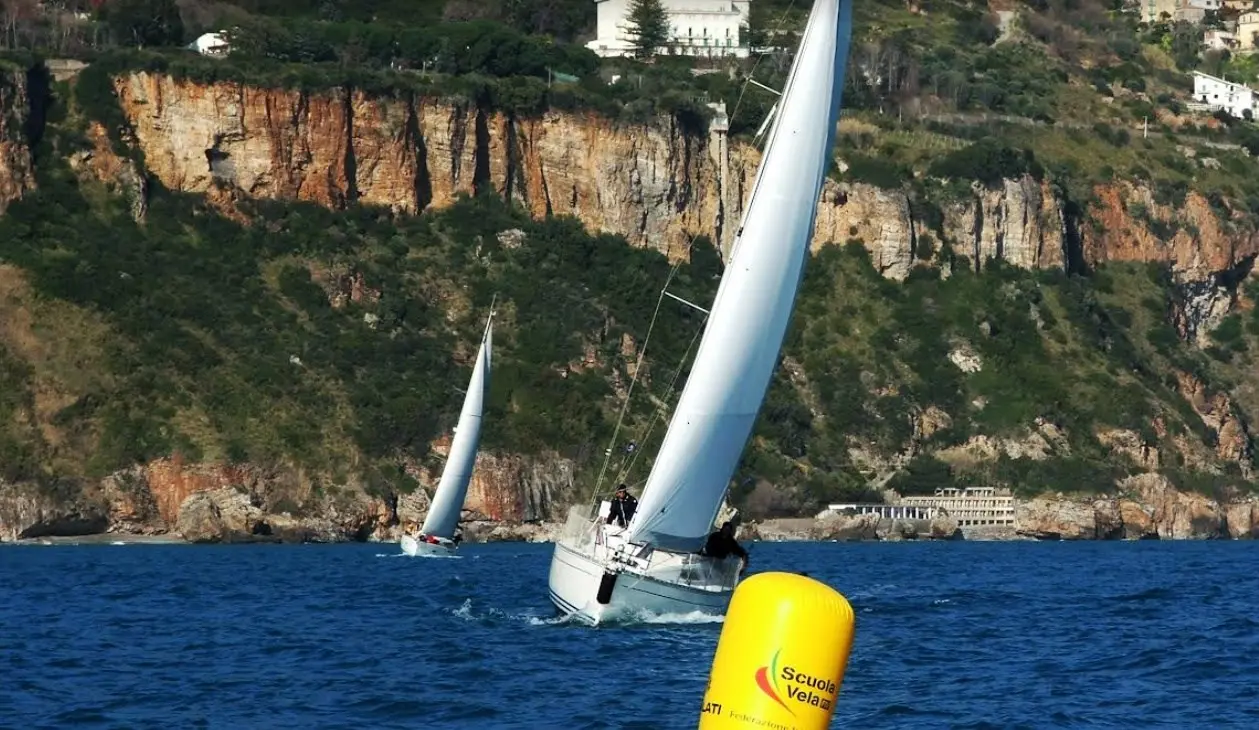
0;527;1194;546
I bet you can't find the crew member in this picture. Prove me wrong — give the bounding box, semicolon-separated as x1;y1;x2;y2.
702;521;748;563
606;484;638;527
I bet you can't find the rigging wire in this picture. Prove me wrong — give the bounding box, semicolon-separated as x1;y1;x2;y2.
593;2;804;502
591;264;682;495
729;0;800;133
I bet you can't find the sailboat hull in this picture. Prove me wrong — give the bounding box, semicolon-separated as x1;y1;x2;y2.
400;535;458;558
547;508;741;625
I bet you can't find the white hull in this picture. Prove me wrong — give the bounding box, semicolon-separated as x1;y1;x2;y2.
547;509;741;625
400;534;457;558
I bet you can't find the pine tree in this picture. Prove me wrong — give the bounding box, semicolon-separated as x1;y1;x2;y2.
625;0;669;60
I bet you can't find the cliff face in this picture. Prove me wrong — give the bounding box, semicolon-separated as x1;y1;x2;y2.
109;72;1257;296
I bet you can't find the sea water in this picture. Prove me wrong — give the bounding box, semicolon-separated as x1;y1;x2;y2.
2;540;1257;728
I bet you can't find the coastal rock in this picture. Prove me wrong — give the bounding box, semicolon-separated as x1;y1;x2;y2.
0;480;108;541
1014;474;1227;540
1015;496;1102;539
175;487;269;543
1124;473;1223;539
1224;500;1259;538
96;466;164;534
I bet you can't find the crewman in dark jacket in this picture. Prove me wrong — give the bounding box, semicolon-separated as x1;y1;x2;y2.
606;484;638;527
703;521;748;562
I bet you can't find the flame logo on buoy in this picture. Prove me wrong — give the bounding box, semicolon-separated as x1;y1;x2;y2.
754;648;795;715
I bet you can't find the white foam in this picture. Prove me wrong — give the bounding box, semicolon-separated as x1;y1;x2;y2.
448;599;575;626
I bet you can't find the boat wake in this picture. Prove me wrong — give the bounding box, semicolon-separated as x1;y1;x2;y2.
402;551;462;560
448;598;571;626
599;607;726;626
373;551;462;559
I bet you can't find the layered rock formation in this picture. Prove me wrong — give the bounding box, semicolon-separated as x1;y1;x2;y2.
103;71;1257;294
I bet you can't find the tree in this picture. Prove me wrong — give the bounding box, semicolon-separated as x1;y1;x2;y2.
625;0;668;59
101;0;184;47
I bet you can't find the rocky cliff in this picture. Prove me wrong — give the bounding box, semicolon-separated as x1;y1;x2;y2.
106;72;1257;292
0;449;568;543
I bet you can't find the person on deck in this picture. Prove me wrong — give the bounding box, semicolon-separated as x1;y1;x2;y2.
606;484;638;528
702;521;749;564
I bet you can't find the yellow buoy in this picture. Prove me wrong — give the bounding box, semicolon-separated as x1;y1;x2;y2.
699;572;855;730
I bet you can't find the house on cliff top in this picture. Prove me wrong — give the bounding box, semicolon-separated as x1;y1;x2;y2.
587;0;752;58
187;31;229;57
1190;71;1259;120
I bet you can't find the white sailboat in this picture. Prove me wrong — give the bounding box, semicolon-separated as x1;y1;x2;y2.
401;309;494;557
546;0;854;624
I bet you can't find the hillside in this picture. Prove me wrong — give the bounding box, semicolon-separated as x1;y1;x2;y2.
3;0;1259;541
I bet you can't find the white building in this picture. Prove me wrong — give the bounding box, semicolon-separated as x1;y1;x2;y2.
587;0;752;59
1192;71;1259;119
188;32;230;57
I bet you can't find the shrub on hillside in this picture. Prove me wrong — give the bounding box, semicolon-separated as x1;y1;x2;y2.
927;140;1044;187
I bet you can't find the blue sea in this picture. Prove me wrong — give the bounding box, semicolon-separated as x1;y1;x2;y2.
2;540;1258;728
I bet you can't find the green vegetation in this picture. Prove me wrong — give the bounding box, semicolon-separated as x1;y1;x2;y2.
1;0;1258;516
736;243;1258;502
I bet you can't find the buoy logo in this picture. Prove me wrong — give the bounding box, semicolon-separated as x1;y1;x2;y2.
754;648;795;716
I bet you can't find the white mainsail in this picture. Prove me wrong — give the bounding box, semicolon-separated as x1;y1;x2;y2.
623;0;852;551
419;314;493;540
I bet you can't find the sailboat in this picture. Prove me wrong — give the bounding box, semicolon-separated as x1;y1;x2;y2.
545;0;853;624
401;308;494;557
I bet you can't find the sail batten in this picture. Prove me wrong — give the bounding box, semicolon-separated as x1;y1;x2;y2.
623;0;852;551
419;317;493;539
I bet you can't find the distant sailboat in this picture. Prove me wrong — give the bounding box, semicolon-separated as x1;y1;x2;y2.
402;308;494;557
545;0;853;624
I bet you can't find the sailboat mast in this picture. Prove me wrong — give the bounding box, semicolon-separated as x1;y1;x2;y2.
622;0;853;551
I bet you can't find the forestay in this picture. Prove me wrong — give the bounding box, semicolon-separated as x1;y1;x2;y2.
623;0;853;551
